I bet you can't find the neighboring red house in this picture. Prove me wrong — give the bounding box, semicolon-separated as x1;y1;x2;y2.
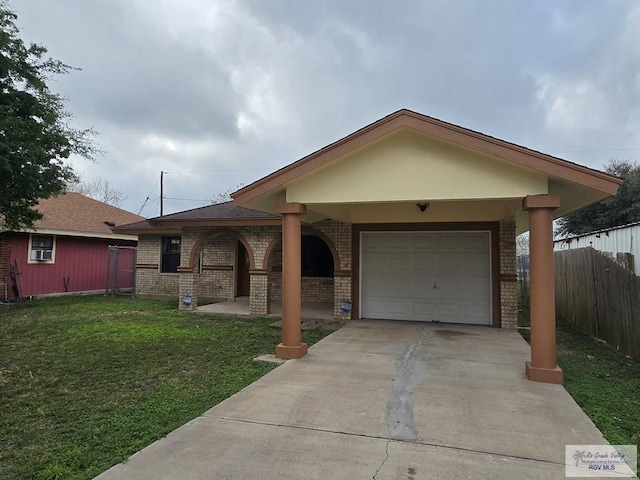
0;193;143;300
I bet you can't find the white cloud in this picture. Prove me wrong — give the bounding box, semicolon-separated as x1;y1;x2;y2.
536;78;612;130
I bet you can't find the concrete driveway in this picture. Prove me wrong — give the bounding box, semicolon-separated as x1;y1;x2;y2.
95;321;607;479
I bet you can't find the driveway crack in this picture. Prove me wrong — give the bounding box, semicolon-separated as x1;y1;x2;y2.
386;325;429;441
373;439;390;479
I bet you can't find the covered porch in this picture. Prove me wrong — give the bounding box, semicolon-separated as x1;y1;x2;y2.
231;109;622;384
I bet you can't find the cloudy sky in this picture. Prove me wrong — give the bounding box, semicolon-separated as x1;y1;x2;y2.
12;0;640;217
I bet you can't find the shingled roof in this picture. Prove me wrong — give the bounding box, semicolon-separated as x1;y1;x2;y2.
114;201;279;234
150;201;277;221
28;193;144;236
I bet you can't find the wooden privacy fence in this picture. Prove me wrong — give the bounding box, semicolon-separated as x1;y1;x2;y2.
554;247;640;359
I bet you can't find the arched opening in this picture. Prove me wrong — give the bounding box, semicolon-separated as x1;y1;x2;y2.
182;228;255;306
189;228;255;271
302;235;334;277
266;230;336;309
236;240;250;297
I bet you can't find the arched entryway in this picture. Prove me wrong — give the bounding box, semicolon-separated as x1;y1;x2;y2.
179;228;255;309
264;227;339;317
236;240;251;298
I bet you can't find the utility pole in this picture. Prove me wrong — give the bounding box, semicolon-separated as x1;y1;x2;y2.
160;170;164;216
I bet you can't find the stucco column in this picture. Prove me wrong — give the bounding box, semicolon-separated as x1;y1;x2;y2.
523;195;563;384
275;202;308;359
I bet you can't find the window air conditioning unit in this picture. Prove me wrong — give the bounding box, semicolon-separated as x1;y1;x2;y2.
34;250;52;261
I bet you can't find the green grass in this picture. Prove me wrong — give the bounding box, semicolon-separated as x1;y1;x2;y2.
518;304;640;466
556;325;640;449
0;295;332;480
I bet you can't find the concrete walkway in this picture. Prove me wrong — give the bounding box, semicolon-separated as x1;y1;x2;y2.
196;296;334;321
95;321;607;479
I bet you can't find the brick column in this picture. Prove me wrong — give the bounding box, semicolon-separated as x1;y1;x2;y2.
499;219;518;329
333;274;352;322
249;270;269;316
523;195;563;384
177;267;197;311
275;202;308;359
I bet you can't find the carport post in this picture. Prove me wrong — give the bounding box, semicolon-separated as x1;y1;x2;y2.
523;195;563;384
275;202;308;359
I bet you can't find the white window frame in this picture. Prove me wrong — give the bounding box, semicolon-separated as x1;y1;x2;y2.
28;234;56;264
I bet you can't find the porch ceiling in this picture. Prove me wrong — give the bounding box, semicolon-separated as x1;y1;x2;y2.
303;198;522;225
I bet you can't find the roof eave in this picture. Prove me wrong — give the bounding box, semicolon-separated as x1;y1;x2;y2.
13;227;138;241
147;218;281;228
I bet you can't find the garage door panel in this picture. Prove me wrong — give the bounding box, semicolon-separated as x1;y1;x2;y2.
372;235;412;249
438;302;462;317
465;259;491;276
366;300;414;317
438;278;489;298
361;231;491;324
386;255;414;273
436;257;464;275
413;256;437;273
362;234;391;249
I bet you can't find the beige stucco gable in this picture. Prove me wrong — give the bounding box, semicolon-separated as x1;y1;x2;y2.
233;109;622;231
285;128;548;205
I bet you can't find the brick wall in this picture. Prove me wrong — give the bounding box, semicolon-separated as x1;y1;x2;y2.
197;270;233;301
235;226;281;269
269;272;334;303
312;219;352;270
174;226;281;313
249;273;268;315
499;219;518;329
137;270;180;295
312;220;352;321
135;235;180;296
139;220;352;320
196;233;235;301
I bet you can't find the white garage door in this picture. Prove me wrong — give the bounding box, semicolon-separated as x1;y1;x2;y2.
360;231;491;324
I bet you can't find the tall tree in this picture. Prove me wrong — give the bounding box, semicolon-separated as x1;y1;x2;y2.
0;2;97;231
556;160;640;236
66;176;126;207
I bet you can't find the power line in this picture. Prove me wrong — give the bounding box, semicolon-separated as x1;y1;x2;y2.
162;167;272;174
164;196;210;202
137;195;151;215
139;196;160;217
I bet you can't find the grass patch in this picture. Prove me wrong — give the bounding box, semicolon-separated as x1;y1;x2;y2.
556;324;640;450
0;295;332;480
518;303;640;466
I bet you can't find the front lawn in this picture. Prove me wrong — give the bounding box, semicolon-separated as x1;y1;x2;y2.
0;295;332;480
